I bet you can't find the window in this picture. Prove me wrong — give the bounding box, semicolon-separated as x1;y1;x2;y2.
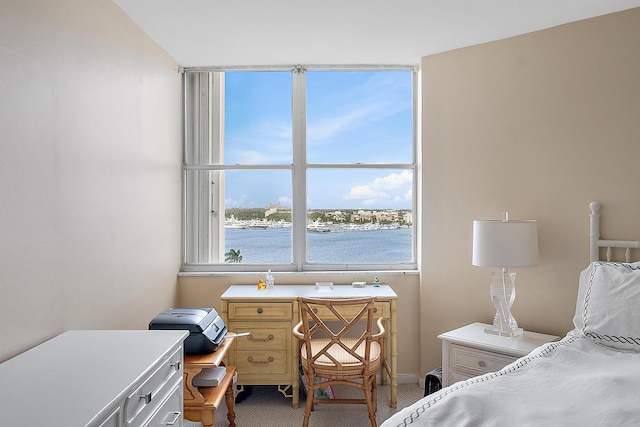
182;66;416;272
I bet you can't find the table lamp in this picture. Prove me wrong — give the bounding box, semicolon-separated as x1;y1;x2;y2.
472;212;539;338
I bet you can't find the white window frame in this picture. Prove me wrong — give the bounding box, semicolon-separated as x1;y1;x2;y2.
181;65;419;272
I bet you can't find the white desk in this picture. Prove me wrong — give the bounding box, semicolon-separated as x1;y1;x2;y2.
220;284;398;408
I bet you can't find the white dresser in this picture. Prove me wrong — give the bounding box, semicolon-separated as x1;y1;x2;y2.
0;330;188;427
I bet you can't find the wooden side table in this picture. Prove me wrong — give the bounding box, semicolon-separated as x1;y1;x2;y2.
438;322;558;387
184;336;237;427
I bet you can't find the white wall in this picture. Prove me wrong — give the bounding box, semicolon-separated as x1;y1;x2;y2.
0;0;182;361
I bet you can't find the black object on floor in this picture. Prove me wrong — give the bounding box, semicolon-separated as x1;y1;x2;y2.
424;367;442;396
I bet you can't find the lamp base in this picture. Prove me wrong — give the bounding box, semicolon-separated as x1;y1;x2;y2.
485;269;523;339
484;325;523;338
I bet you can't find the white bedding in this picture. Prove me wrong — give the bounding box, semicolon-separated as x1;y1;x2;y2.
383;331;640;427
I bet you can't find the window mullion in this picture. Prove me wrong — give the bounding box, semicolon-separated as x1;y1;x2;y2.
291;67;307;271
210;72;225;263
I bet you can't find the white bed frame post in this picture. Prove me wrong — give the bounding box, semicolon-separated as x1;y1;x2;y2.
590;201;640;263
589;202;601;263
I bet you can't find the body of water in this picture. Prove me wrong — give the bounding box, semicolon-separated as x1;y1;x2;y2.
225;227;413;264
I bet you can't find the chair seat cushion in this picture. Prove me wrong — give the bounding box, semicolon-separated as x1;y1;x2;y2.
300;338;381;376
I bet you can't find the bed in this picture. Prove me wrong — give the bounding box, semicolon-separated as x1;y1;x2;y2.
382;202;640;427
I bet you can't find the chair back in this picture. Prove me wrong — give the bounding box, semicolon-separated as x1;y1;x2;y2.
296;297;379;376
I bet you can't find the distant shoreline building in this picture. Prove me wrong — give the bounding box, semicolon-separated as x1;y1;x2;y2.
350;209;412;225
264;202;291;218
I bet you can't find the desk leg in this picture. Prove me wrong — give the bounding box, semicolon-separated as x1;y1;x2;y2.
390;298;398;408
381;319;389;386
292;299;300;409
225;379;236;427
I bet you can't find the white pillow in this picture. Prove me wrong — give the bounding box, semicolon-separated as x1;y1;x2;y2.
573;262;640;351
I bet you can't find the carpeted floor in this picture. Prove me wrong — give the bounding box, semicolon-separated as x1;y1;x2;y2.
192;382;424;427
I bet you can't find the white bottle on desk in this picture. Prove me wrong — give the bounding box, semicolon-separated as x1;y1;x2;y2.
266;269;275;288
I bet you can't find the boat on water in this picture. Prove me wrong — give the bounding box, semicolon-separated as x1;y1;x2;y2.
307;220;331;233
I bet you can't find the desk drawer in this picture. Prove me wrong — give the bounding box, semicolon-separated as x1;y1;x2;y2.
228;302;292;320
229;321;290;351
231;350;290;376
123;346;182;426
450;344;517;376
308;301;390;319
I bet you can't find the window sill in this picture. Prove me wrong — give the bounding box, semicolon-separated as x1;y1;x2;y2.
177;269;419;278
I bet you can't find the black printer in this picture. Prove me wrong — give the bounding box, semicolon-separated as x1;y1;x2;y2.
149;308;227;354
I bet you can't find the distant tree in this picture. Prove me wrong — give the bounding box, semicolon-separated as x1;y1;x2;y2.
225;249;243;263
268;212;292;222
226;208;264;221
308;212;324;222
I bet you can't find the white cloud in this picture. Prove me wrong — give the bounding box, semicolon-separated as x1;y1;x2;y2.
225;119;292;163
344;185;390;200
278;196;292;205
343;171;413;206
307;74;411;146
225;194;250;207
371;170;413;190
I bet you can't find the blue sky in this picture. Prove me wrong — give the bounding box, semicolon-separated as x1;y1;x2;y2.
223;70;413;210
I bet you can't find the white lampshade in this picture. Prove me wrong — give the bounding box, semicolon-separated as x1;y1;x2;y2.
472;219;539;268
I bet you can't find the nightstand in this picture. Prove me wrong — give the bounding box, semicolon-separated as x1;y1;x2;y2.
438;322;559;387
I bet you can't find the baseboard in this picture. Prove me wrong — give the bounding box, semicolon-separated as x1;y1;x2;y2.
376;373;419;385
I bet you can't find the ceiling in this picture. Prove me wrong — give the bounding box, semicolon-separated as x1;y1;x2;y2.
113;0;640;67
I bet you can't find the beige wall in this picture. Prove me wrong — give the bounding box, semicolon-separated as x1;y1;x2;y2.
0;0;182;361
420;8;640;376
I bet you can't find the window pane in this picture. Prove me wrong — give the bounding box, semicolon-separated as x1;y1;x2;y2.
306;169;413;264
306;70;413;164
224;169;292;264
224;71;292;165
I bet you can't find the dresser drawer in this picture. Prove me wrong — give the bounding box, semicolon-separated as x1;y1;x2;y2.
143;380;183;427
95;407;121;427
123;346;182;426
228;302;292;320
450;344;517;376
229;321;291;350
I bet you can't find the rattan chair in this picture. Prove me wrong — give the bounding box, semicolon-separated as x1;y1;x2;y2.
293;297;386;427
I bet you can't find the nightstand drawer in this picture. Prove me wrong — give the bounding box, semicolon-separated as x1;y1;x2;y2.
228;302;292;320
451;344;517;375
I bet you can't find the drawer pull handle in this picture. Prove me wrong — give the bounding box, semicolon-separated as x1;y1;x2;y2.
478;361;486;368
312;308;318;314
140;392;152;404
373;308;378;313
170;361;181;371
257;307;263;314
163;411;181;425
248;333;274;342
247;355;275;364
